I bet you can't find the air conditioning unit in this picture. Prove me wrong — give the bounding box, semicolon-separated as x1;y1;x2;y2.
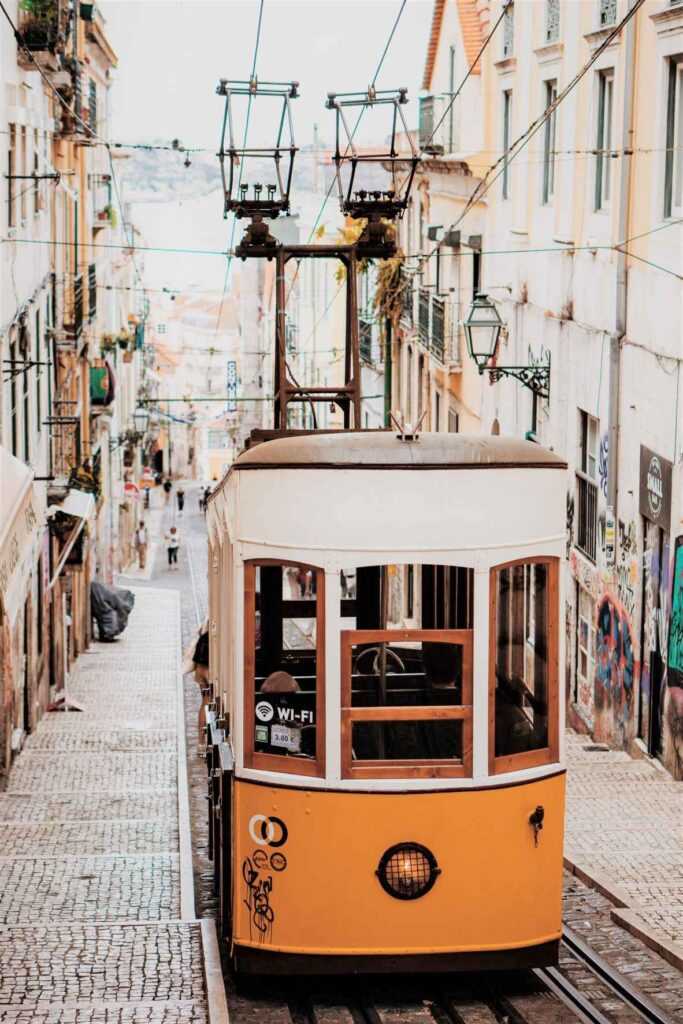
418;94;450;156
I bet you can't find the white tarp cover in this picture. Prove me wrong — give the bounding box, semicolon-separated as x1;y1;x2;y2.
0;446;38;624
48;488;96;522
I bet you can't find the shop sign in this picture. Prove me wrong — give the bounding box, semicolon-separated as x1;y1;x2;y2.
639;446;672;528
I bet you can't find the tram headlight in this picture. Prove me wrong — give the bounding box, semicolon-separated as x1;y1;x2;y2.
376;842;440;900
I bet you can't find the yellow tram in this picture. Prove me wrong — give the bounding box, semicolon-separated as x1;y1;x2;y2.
205;431;566;974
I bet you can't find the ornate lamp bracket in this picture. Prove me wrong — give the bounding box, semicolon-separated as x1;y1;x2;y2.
486;350;551;400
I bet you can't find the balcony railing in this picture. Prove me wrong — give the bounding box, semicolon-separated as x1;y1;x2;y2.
64;273;84;340
576;473;598;562
88;263;96;319
46;415;80;481
359;317;373;364
431;296;446;362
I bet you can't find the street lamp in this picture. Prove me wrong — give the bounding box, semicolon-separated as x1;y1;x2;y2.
463;293;551;400
463;293;504;372
133;406;150;437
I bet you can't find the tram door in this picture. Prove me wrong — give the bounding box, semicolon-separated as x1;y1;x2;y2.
639;522;668;758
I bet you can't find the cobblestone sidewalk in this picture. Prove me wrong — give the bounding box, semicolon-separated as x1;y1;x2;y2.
565;731;683;958
0;588;222;1023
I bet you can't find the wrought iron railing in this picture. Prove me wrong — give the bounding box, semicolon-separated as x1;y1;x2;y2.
47;414;80;481
431;296;445;362
576;473;598;562
88;264;96;319
64;273;84;339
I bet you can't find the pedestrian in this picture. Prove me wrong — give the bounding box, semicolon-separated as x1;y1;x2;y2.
199;489;205;513
203;485;211;514
176;487;185;514
134;520;148;570
164;525;180;569
163;478;173;505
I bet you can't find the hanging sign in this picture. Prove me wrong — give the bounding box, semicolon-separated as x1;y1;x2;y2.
605;506;616;566
639;446;672;528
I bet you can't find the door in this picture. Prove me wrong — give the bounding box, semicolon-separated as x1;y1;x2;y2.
639;523;667;757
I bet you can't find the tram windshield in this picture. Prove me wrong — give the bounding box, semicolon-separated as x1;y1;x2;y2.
340;565;473;778
245;562;323;773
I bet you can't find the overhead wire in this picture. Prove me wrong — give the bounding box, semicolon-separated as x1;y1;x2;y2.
214;0;265;338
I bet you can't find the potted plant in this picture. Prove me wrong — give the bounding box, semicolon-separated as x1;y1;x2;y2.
19;0;58;51
100;333;116;355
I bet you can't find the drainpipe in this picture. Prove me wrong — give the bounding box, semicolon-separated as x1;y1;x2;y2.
609;0;638;533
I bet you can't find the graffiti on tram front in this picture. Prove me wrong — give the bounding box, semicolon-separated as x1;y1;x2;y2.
242;814;289;942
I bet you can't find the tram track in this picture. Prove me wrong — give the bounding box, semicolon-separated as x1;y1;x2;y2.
228;932;678;1024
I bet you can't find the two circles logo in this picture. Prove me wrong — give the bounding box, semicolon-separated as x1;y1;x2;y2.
248;814;288;848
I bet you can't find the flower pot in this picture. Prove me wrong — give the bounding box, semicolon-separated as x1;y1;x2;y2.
122;350;133;363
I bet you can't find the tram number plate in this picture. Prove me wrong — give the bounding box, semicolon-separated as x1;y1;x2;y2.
271;725;302;752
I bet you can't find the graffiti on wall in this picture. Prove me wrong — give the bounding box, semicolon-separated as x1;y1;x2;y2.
667;537;683;777
598;433;609;499
616;520;638;618
594;594;635;746
566;492;575;559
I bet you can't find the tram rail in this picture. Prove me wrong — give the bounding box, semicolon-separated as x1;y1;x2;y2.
229;933;678;1024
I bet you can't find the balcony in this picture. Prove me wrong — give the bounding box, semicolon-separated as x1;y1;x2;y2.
46;415;81;482
412;291;461;368
88;264;96;320
63;274;84;341
418;288;430;345
576;473;598;562
359;318;373;365
17;0;68;70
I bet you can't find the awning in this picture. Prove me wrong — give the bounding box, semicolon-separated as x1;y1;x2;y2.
46;488;96;589
0;446;39;625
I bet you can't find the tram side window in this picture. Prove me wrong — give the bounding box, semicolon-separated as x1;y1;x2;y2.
492;559;558;769
245;562;323;773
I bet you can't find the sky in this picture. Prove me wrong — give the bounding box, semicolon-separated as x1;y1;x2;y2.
99;0;433;150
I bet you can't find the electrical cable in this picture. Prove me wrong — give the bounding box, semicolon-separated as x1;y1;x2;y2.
214;0;265;338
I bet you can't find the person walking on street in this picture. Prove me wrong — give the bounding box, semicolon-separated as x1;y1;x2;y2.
176;487;185;514
163;478;173;505
164;525;180;570
203;485;211;515
134;521;148;570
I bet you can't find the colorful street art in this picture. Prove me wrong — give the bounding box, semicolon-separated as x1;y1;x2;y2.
666;537;683;777
616;520;638;618
594;594;635;746
598;433;609;499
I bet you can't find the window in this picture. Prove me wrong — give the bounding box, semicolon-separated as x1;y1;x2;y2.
88;79;97;135
19;128;27;222
471;249;481;300
448;408;459;433
575;586;595;707
9;336;18;456
435;390;441;431
502;90;512;200
595;70;614;210
244;561;324;776
341;630;473;778
542;80;558;204
599;0;616;26
33;130;40;215
503;2;514;57
448;45;457;151
339;562;473;778
545;0;560;42
8;125;15;228
664;58;683;218
576;410;599;561
490;558;559;773
35;308;41;432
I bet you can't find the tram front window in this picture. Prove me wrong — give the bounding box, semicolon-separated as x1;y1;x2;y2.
245;562;324;774
342;630;472;778
491;558;559;771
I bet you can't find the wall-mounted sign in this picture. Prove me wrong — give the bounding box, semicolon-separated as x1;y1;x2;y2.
639;445;672;528
604;506;616;565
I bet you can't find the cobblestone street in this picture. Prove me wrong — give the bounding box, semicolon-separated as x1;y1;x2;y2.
0;506;223;1022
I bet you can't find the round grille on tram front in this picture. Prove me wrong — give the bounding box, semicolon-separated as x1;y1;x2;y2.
376;842;441;900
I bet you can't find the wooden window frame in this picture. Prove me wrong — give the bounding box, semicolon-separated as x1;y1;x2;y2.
243;559;325;778
341;628;473;780
489;556;560;776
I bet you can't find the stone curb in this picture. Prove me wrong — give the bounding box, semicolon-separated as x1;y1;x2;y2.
201;918;231;1024
564;855;683;970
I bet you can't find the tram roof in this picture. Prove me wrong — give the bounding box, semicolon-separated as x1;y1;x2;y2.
232;431;567;471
